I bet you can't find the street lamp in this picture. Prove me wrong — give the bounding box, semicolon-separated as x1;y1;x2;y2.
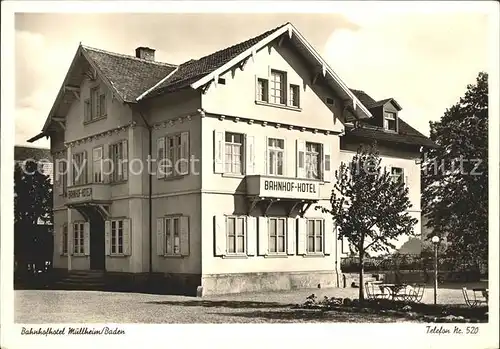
431;235;440;305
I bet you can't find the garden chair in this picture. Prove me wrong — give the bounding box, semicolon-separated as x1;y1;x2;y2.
462;287;487;307
365;282;389;300
403;284;425;303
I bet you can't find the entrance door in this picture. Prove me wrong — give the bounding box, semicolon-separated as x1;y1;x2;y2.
88;209;106;270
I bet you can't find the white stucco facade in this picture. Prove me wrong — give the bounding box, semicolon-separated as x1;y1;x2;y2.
44;25;427;295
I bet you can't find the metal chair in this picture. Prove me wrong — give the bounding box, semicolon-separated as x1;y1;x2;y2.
462;287;487;307
403;284;425;303
365;282;390;300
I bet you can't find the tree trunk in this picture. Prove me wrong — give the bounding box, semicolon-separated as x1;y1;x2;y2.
358;249;365;301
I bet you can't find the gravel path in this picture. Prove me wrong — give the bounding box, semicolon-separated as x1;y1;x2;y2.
15;284;483;323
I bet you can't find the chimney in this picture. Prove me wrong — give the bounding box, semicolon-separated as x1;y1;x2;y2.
135;47;155;61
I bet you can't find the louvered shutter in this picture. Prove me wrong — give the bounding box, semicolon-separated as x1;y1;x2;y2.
286;217;296;255
59;225;65;255
264;136;268;175
156;137;166;179
214;131;225;173
123;218;131;255
246;216;257;256
104;220;111;256
157;218;165;256
122;140;128;181
324;218;333;255
257;217;268;256
297;217;307;255
68;222;74;255
245;135;255;175
296;140;306;178
83;222;90;256
180;216;190;256
214;215;226;256
323;142;332;182
180;132;190;175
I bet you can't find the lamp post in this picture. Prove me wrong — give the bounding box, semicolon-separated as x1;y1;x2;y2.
431;236;440;305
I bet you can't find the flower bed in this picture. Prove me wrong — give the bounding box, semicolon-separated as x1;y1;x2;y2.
297;294;488;323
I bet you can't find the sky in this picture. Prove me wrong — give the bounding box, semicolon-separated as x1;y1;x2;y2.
14;11;490;149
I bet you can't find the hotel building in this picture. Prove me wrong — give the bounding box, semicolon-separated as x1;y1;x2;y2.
29;22;434;295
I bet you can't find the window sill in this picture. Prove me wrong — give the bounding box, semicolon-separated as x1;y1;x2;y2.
221;173;245;179
264;254;289;258
68;183;91;189
222;254;248;259
110;180;128;186
162;254;184;258
303;253;326;258
255;100;302;112
164;174;187;181
83;116;107;125
109;254;129;258
71;253;87;257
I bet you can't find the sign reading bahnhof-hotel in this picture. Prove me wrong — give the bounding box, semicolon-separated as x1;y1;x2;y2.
247;175;320;200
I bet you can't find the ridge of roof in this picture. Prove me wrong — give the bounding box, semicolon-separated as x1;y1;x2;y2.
81;45;178;68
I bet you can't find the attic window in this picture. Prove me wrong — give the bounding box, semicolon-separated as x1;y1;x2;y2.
218;78;226;85
384;111;397;131
326;97;334;105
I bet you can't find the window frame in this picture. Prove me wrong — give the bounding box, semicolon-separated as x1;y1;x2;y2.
109;140;127;183
306;218;324;254
73;221;85;256
257;78;269;103
62;224;68;255
384;111;397;131
289;84;300;107
305;142;322;180
267;138;285;176
224;132;245;175
225;215;247;255
164;215;182;256
166;133;182;177
390;167;405;185
270;69;287;105
110;219;124;256
92;146;103;183
268;217;287;254
72;152;87;186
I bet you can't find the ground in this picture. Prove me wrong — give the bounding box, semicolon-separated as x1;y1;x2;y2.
14;283;485;323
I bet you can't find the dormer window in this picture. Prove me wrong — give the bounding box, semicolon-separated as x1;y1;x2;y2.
384;111;397;131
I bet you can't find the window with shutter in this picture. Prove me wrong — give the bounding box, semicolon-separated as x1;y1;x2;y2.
306;218;324;254
161;215;190;256
268;217;286;254
157;137;166;179
226;216;246;254
213;131;225;174
214;215;226;256
110;219;125;255
73;222;85;255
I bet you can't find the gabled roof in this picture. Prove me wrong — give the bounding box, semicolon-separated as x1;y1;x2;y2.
345;90;436;148
82;46;177;102
366;98;402;111
140;24;288;99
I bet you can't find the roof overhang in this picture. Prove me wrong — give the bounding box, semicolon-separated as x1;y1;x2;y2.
190;23;372;120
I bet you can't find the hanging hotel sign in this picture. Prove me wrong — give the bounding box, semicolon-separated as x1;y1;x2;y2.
246;175;320;200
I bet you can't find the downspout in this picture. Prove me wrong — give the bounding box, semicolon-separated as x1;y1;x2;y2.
136;107;153;274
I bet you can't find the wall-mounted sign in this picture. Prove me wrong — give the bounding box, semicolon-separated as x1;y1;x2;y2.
247;176;321;200
68;187;92;200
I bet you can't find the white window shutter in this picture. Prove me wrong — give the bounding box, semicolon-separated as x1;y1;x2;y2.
123;218;131;255
180;132;190;175
297;217;307;255
264;136;268;175
296;140;306;178
214;130;225;174
103;145;110;183
156;137;166;179
246;216;257;256
156;218;165;256
57;161;64;196
257;217;268;256
83;151;88;184
180;216;190;256
122;140;128;180
68;222;74;255
83;222;90;256
341;236;350;254
323;142;332;182
282;139;287;177
286;217;296;255
245;135;255;175
59;225;64;255
214;215;226;256
324;218;333;255
104;220;111;256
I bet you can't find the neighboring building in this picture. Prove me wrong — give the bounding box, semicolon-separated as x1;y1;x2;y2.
28;22;434;295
